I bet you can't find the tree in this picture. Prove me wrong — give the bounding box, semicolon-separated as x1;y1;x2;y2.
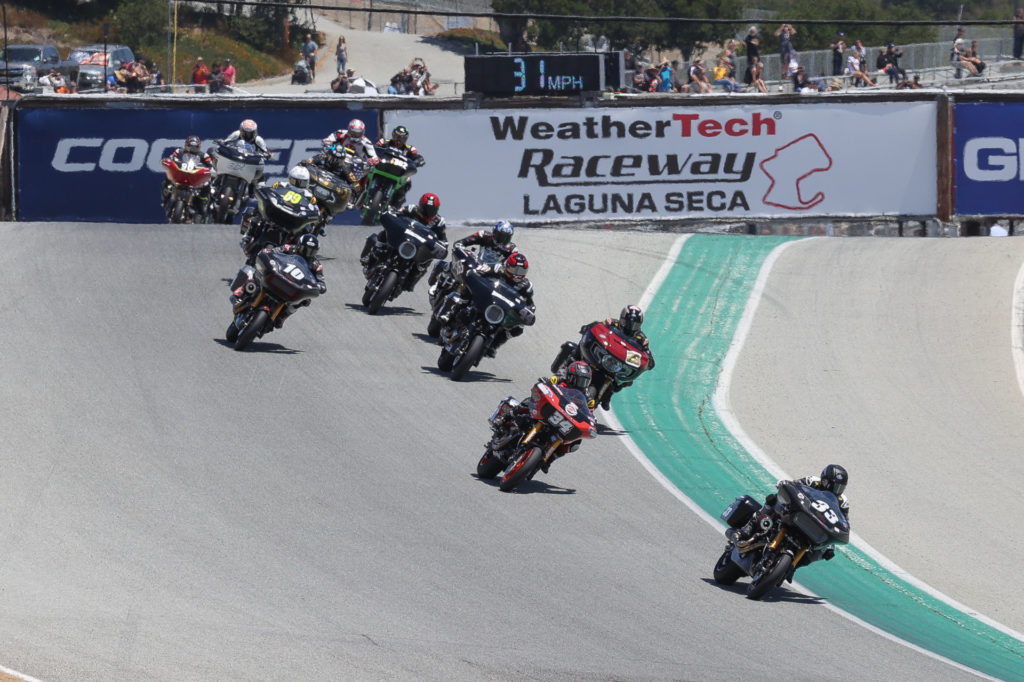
113;0;167;48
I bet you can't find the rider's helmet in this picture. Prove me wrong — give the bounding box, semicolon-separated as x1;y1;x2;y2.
417;192;440;220
391;125;409;146
492;220;514;246
296;233;319;260
347;118;366;140
288;165;310;190
820;464;849;496
503;252;529;284
619;305;644;335
184;135;201;154
565;360;593;391
239;119;258;142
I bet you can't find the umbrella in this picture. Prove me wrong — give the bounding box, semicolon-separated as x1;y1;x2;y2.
346;77;378;95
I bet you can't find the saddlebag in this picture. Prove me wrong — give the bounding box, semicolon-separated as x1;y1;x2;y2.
721;495;761;528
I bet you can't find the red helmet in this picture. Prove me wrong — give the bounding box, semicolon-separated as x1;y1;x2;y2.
503;252;528;283
417;192;440;219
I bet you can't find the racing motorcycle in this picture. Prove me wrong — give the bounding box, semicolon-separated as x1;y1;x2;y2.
435;268;536;381
713;480;851;600
225;247;325;351
550;322;653;411
356;146;422;225
476;378;597;492
239;184;321;265
209;140;269;224
161;156;212;224
300;147;366;230
426;244;506;338
361;213;448;315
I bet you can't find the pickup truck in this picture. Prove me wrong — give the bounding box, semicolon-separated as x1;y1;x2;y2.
69;44;136;91
0;44;78;93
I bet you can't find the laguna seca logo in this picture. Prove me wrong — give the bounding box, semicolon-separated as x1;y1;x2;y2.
759;134;833;210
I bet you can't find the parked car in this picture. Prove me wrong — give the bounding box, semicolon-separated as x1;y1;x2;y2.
69;44;135;91
0;44;78;93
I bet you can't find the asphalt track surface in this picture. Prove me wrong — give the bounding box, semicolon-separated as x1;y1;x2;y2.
0;222;1009;681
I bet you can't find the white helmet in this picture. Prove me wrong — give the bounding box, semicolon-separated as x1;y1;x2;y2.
288;165;310;189
347;118;366;140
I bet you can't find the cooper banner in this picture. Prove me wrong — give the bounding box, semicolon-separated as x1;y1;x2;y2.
16;106;378;223
953;101;1024;216
386;102;937;223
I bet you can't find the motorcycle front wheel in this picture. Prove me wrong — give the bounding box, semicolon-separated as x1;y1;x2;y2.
170;198;186;223
499;446;543;492
746;552;793;601
450;334;485;381
476;449;503;479
437;348;455;372
218;186;236;224
234;309;269;351
225;320;240;344
712;549;743;586
361;188;386;226
367;270;399;315
426;313;442;338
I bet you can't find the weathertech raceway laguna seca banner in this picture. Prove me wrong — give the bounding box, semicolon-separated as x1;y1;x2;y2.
387;102;937;223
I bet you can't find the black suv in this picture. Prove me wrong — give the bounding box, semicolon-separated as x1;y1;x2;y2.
69;44;136;91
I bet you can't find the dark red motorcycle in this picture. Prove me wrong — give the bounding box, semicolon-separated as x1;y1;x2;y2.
550;321;652;410
477;378;597;492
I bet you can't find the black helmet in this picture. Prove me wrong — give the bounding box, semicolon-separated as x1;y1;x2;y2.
184;135;201;154
619;305;644;335
492;220;514;246
820;464;848;496
565;361;592;390
392;125;409;145
297;233;319;260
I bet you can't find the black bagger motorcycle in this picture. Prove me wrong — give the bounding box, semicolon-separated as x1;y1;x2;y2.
361;213;448;315
435;269;536;381
239;185;321;265
713;480;851;600
225;248;324;351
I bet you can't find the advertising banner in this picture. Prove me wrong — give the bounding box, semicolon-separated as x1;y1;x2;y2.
386;102;937;223
17;106;378;223
953;102;1024;216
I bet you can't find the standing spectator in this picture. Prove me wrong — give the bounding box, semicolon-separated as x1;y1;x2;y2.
207;62;226;93
1014;8;1024;60
656;61;674;92
301;34;319;77
748;55;768;93
222;58;236;86
847;46;876;86
409;58;438;95
670;59;686;91
132;60;150;92
830;32;846;76
335;36;348;75
622;48;636;72
743;26;760;85
774;23;796;79
191;56;209;85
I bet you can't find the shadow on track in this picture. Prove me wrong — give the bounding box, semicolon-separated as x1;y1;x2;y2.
700;578;826;605
418;366;513;383
471;474;577;495
344;303;422;317
213;338;302;354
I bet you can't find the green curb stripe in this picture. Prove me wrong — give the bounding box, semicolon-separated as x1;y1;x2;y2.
615;234;1024;681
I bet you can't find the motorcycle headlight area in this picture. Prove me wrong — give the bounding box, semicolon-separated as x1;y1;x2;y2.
589;341;623;374
397;241;418;259
484;304;505;325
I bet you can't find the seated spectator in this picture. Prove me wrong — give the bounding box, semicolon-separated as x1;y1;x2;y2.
149;62;164;86
331;71;350;93
827;77;843;91
966;40;986;74
688;58;712;93
712;57;741;92
112;62;131;92
952;38;978;77
388;68;411;94
791;65;816;92
748;55;768;93
645;66;661;92
207;62;226;93
896;73;923;89
131;60;150;92
847;47;876;86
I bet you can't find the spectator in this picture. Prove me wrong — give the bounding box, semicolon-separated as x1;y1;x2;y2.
827;77;843;91
689;58;712;93
409;58;438;95
644;66;661;92
207;62;226;93
854;39;868;73
774;23;796;79
847;47;876;86
335;36;348;75
331;71;349;93
883;43;907;83
748;55;768;93
191;56;209;85
656;60;674;92
301;34;319;75
388;68;411;94
114;61;132;91
1015;8;1024;60
132;60;150;92
149;62;164;86
791;65;815;92
743;26;760;85
622;48;636;72
952;38;979;77
39;69;72;93
830;32;846;76
712;57;741;92
669;59;686;91
222;58;236;86
896;73;923;89
966;40;986;74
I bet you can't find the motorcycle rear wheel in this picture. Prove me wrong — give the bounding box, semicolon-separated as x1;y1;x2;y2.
499;446;543;492
234;309;268;351
450;334;485;382
367;270;399;315
712;549;743;586
225;320;240;344
746;552;793;601
476;449;503;479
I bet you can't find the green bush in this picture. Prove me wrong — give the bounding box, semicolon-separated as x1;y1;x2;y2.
436;28;507;53
113;0;165;48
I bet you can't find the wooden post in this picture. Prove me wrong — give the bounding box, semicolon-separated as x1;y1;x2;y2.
936;93;953;223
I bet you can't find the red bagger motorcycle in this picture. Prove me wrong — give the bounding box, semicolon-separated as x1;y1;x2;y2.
161;157;212;223
550;322;652;410
477;378;597;492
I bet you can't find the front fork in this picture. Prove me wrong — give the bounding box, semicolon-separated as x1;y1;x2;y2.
765;527;807;568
